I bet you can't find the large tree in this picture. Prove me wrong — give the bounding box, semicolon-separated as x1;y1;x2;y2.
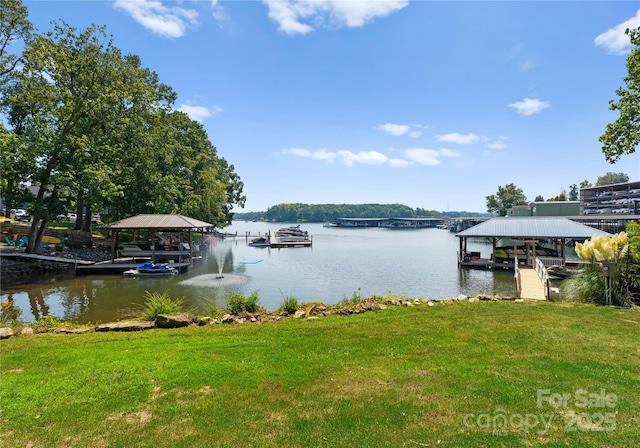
596;172;629;186
600;27;640;163
485;183;528;216
1;21;175;252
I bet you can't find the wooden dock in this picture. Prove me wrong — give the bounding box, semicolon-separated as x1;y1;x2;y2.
517;267;547;300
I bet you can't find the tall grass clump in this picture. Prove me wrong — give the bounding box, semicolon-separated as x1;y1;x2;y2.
139;290;186;321
562;264;605;304
225;290;263;315
341;287;364;305
278;291;300;315
199;296;224;318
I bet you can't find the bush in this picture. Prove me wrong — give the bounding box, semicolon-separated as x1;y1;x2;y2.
199;296;224;318
139;290;186;321
279;292;299;315
562;264;605;304
225;290;263;315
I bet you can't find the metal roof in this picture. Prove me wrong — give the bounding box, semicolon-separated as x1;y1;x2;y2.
103;214;214;230
455;217;612;239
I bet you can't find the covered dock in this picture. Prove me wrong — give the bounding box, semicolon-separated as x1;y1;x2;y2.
103;214;215;267
455;217;612;271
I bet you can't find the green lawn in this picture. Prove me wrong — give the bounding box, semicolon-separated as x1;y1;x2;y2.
1;301;639;447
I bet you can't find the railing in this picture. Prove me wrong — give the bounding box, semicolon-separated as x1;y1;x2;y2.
514;255;522;298
534;257;550;299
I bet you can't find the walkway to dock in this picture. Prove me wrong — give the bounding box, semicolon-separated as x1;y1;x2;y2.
518;268;547;300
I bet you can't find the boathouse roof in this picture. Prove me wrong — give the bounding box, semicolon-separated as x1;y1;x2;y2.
103;214;214;230
455;217;611;239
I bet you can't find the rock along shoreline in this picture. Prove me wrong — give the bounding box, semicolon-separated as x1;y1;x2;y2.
0;293;524;340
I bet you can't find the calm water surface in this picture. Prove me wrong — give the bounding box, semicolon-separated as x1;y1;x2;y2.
1;222;516;324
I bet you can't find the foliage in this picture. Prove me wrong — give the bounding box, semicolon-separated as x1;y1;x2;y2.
341;288;365;305
278;292;300;315
600;27;640;163
139;290;186;321
197;297;224;318
31;314;64;330
562;264;605;304
264;203;417;222
485;183;528;216
534;195;544;202
568;184;579;201
579;179;592;189
573;232;636;306
225;290;263;314
547;188;567;202
1;18;245;252
575;232;629;262
595;172;630;186
0;0;32;80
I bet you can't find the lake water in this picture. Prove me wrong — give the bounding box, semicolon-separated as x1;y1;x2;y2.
1;222;517;324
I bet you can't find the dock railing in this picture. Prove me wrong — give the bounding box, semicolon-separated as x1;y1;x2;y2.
514;255;522;298
533;257;551;300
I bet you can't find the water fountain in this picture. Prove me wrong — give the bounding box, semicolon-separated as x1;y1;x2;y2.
179;235;248;288
208;236;228;278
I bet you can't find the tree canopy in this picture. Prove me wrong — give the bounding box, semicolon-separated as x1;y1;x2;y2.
596;172;629;186
0;6;245;253
485;183;528;216
600;26;640;163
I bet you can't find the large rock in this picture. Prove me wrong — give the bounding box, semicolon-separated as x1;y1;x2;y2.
0;327;14;339
155;314;192;328
95;321;155;332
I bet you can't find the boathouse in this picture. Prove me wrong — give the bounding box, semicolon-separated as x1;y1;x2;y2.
455;217;611;270
102;214;215;267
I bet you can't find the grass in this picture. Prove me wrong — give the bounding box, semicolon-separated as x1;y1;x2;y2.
138;290;188;321
1;301;639;447
224;289;263;314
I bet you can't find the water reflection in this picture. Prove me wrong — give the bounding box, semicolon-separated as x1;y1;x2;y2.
1;224;525;324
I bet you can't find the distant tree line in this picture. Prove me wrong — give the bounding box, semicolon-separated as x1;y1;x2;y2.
238;204;491;222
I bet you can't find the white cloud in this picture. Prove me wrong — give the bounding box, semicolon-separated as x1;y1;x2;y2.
595;10;640;55
486;136;508;150
508;98;550;116
389;158;413;168
285;148;337;163
114;0;199;38
435;133;480;145
408;130;422;139
211;0;224;21
337;150;388;166
177;102;221;123
439;148;460;158
261;0;408;35
517;58;535;72
404;148;441;166
377;123;410;136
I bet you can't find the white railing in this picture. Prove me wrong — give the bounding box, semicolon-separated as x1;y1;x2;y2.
534;257;550;299
514;255;521;298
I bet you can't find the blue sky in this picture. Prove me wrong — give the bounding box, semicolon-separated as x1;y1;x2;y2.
24;1;640;213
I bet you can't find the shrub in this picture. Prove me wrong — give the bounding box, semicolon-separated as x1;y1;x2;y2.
562;264;605;304
139;290;186;321
279;292;300;315
31;314;64;331
225;290;263;315
199;296;224;318
341;288;364;305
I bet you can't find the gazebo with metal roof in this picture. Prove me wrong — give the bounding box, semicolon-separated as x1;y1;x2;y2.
103;214;215;263
455;217;612;269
